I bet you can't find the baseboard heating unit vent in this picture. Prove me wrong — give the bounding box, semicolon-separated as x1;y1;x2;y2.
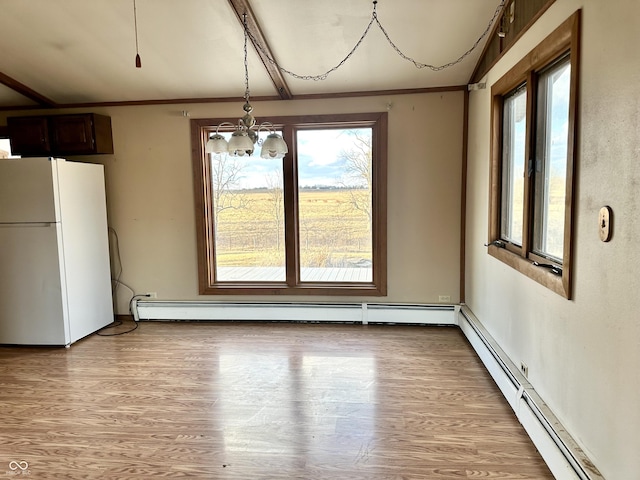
133;301;458;325
458;305;604;480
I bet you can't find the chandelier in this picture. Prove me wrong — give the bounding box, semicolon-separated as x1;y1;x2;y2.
205;14;288;159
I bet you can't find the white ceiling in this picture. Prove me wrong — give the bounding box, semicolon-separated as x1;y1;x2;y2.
0;0;502;108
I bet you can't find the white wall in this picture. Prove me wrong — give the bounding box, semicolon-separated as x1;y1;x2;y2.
465;1;640;478
1;91;465;312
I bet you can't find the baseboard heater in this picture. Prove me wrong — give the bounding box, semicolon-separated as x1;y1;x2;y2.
133;300;458;325
458;305;604;480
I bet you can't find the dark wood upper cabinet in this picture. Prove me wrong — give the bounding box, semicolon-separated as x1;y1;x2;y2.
8;113;114;156
7;116;51;156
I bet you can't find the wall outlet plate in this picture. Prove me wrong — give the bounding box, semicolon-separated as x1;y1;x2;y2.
438;295;451;303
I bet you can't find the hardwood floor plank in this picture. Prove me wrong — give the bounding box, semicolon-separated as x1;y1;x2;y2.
0;322;553;479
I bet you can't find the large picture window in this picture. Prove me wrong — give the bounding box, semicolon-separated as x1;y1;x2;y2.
191;112;387;295
488;12;580;298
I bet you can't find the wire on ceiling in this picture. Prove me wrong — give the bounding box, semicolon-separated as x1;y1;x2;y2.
245;0;507;81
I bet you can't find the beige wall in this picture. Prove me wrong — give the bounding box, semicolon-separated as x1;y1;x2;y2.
466;1;640;478
1;92;464;312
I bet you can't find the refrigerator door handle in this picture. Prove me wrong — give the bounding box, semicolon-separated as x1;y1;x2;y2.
0;223;56;228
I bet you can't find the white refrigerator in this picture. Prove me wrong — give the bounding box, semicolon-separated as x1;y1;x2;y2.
0;157;113;346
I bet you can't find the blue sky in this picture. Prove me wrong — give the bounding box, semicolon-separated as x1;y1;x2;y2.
214;128;371;189
512;61;570;177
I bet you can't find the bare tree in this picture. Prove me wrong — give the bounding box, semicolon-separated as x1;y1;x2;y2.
339;130;373;227
210;153;248;228
264;171;284;250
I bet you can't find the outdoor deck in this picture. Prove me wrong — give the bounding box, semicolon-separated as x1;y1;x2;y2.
217;266;372;282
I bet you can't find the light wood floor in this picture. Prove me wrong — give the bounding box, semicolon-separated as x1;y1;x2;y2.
0;321;553;479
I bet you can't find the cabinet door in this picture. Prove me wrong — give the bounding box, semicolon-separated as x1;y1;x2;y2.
7;116;51;156
51;114;95;154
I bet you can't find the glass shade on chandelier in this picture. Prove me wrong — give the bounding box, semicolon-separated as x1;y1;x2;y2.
260;133;288;158
227;131;255;157
205;133;230;155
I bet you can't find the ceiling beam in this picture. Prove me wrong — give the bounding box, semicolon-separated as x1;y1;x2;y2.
227;0;293;100
0;71;57;108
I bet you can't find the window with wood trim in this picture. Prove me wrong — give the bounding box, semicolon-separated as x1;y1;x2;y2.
488;11;580;298
191;112;387;296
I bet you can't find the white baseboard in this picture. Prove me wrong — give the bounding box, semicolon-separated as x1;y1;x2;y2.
134;300;458;325
458;305;604;480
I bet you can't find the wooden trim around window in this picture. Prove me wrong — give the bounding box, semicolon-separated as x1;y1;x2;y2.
460;90;469;303
191;112;388;296
488;11;580;299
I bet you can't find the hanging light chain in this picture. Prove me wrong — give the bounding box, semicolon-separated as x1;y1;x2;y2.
246;11;377;81
245;0;506;81
373;0;506;71
243;13;251;101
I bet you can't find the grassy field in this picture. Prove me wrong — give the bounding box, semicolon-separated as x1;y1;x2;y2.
508;176;565;258
214;189;372;269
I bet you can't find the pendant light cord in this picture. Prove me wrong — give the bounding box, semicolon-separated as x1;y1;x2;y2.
133;0;142;67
